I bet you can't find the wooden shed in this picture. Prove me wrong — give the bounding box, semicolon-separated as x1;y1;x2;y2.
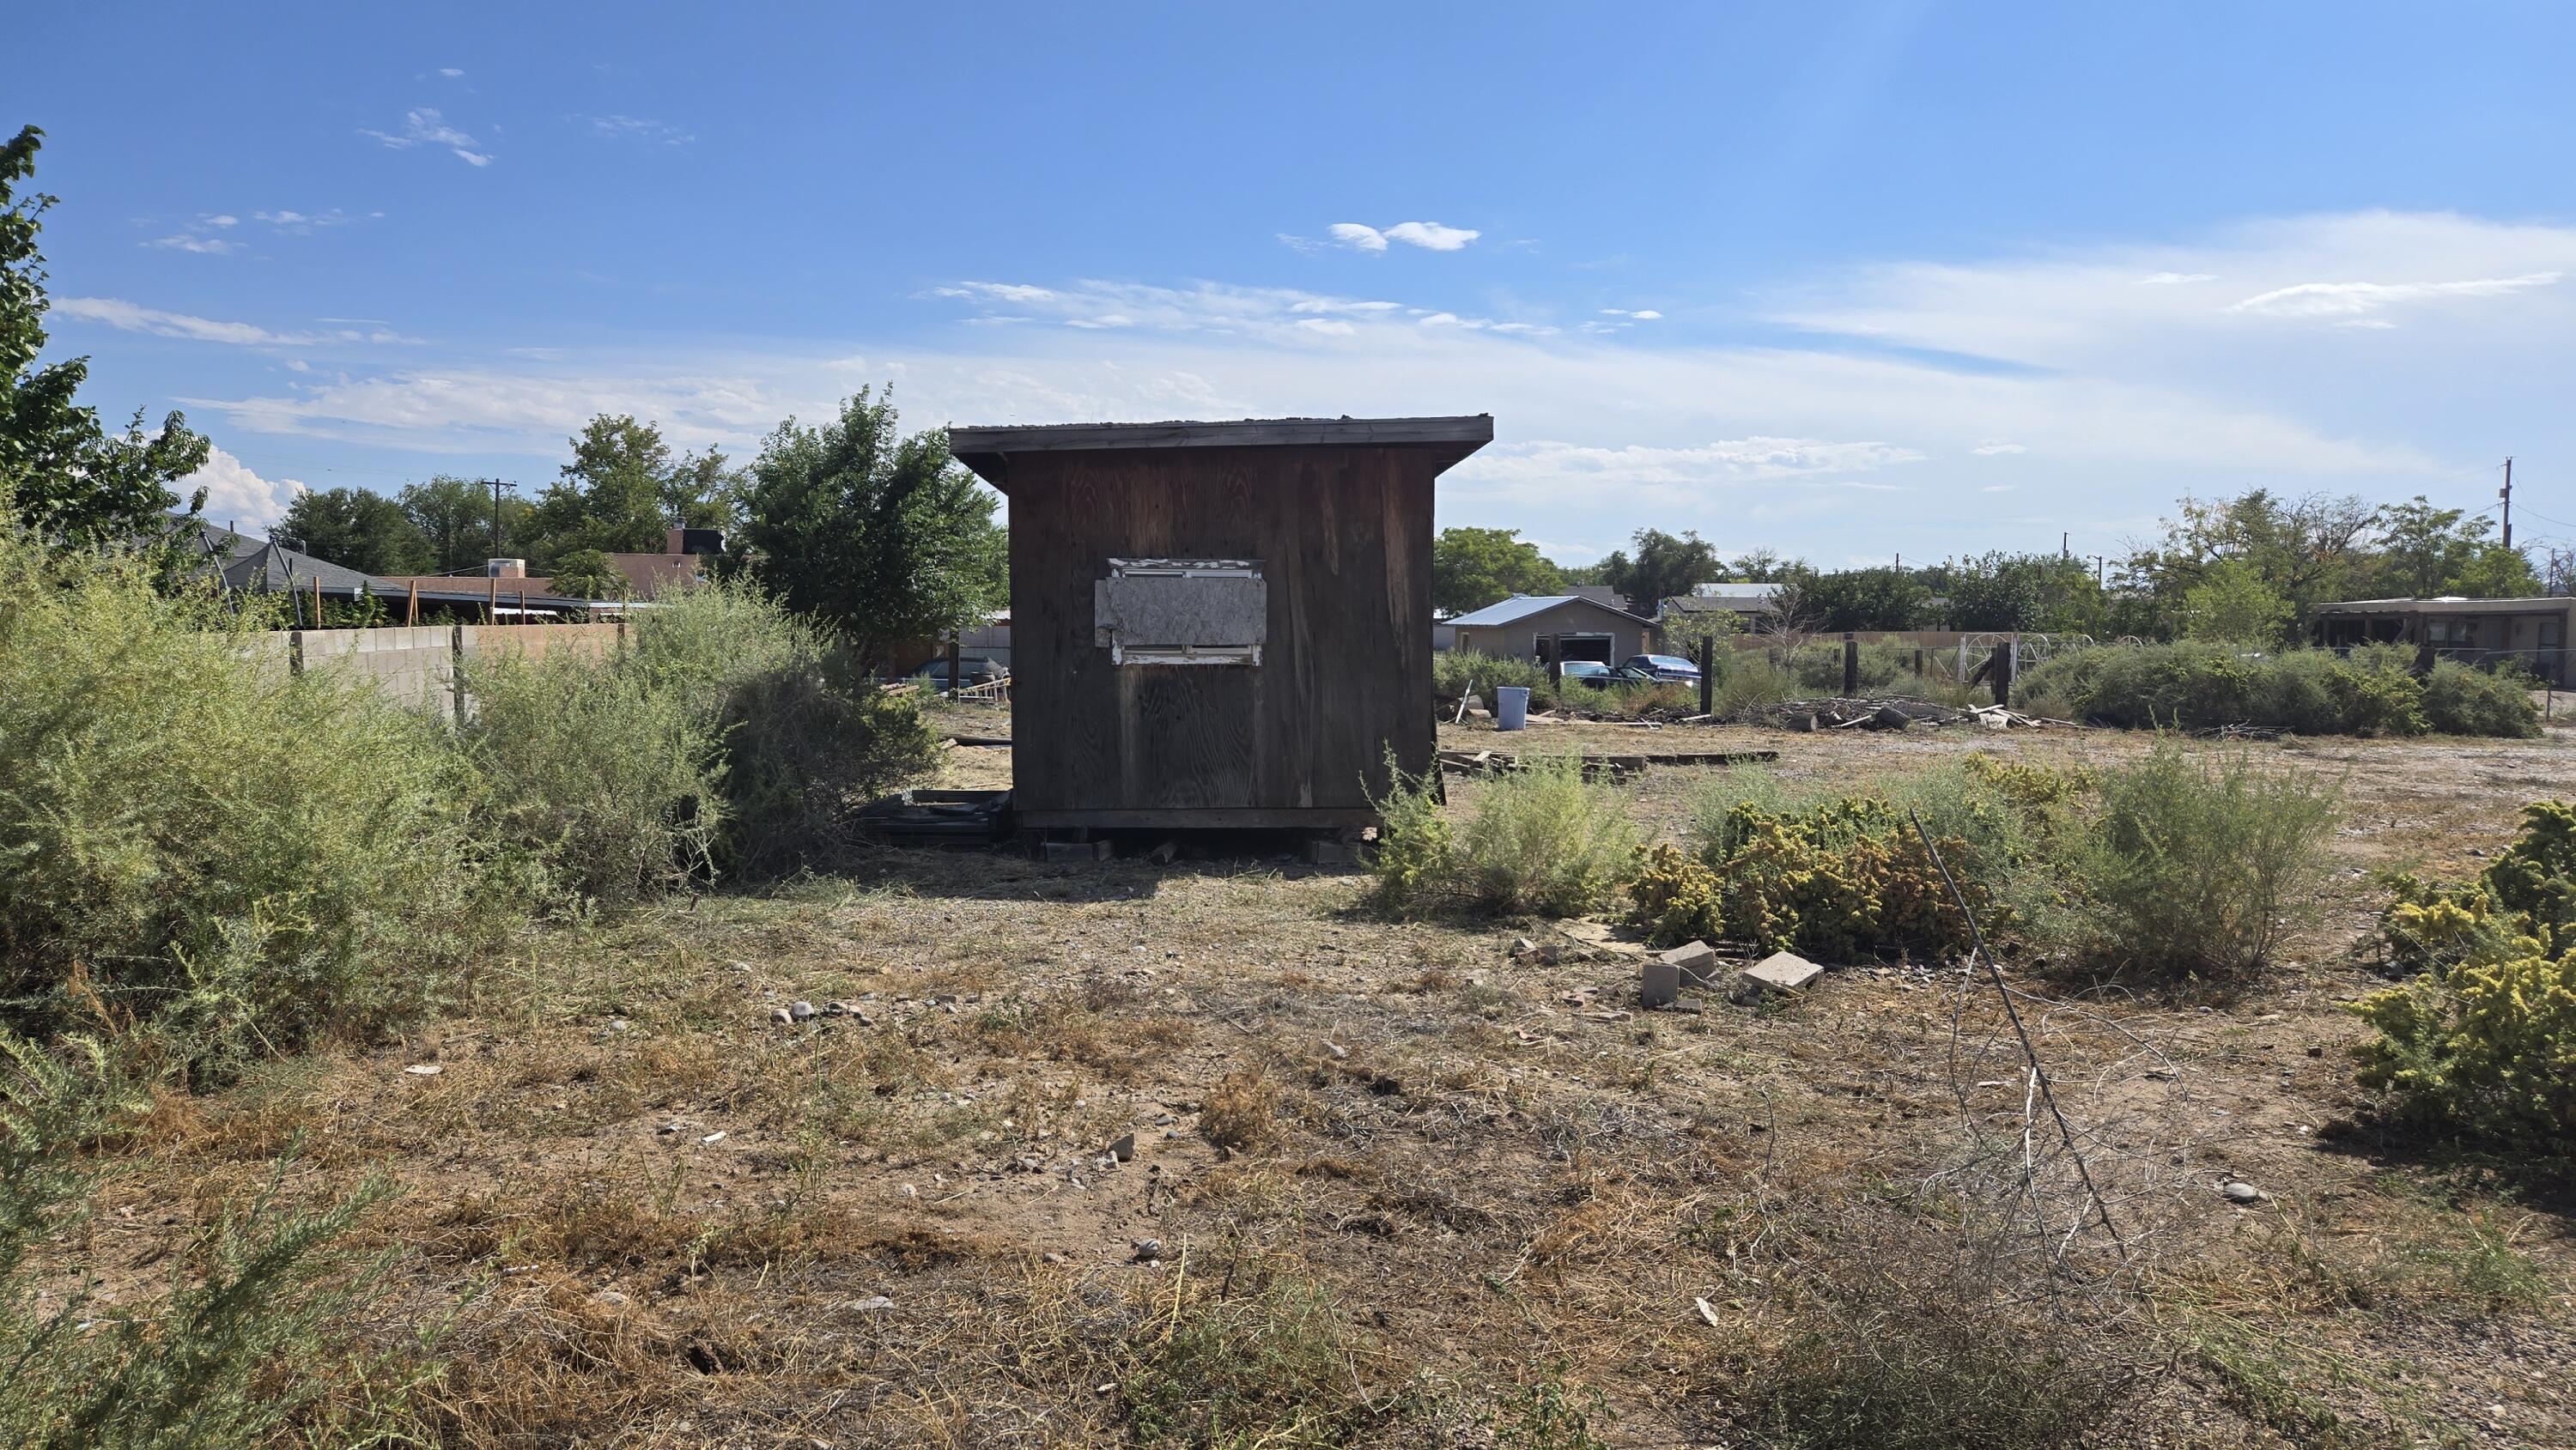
948;415;1493;833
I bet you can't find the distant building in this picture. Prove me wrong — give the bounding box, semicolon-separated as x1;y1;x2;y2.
1659;579;1783;623
2312;596;2574;686
1447;593;1658;664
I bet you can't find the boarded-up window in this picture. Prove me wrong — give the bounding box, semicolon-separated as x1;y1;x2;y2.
1093;559;1266;665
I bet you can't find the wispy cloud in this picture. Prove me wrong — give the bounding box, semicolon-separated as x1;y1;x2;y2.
580;113;695;145
1598;307;1663;320
1970;440;2027;455
361;107;492;166
1326;220;1481;253
437;67;465;78
2228;271;2561;320
254;208;385;232
143;214;240;253
55;297;420;347
2137;271;2216;284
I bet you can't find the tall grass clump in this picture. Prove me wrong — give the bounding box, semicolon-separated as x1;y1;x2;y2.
0;525;513;1063
2047;737;2340;979
1368;755;1639;919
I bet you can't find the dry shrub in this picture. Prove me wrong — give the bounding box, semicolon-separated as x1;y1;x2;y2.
1731;1221;2135;1450
1368;754;1640;919
1123;1247;1387;1447
1200;1070;1280;1158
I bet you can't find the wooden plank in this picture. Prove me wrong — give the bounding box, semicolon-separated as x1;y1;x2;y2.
950;414;1492;458
1016;808;1382;831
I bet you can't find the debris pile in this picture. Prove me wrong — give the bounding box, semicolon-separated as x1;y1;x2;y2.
1730;696;2069;731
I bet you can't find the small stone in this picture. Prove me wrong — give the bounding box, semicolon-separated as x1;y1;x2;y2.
1108;1132;1136;1162
590;1289;629;1308
1042;1251;1069;1265
1510;937;1538;956
1131;1238;1163;1262
2306;1046;2324;1059
843;1295;896;1313
1322;1041;1350;1060
2221;1180;2264;1204
700;1131;726;1144
898;1183;918;1198
771;1007;794;1025
657;1120;684;1136
788;1000;817;1022
402;1063;442;1077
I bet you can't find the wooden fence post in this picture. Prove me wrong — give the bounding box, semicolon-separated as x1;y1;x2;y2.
1697;635;1713;717
946;633;962;699
1842;631;1859;695
1990;642;2014;706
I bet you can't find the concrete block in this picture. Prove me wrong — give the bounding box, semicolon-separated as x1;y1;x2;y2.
1043;839;1113;862
1737;950;1823;998
1639;960;1681;1009
1302;838;1350;866
1657;939;1721;987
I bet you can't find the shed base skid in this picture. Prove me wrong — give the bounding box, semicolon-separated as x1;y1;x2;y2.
1016;821;1370;866
1013;808;1379;832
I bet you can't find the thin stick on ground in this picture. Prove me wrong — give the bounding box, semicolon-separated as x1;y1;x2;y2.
1908;807;2133;1275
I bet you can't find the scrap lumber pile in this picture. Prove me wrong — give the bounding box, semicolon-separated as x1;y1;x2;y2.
856;788;1013;844
1731;696;2069;731
1436;746;1779;781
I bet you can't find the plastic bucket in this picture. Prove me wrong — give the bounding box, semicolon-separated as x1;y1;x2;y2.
1494;685;1530;731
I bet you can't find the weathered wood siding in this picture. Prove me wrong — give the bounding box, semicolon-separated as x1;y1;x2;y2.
1009;444;1437;822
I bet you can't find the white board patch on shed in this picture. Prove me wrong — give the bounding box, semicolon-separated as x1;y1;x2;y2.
1093;559;1267;665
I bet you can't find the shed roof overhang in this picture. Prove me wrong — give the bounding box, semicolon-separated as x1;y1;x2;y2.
2313;597;2574;616
946;414;1492;493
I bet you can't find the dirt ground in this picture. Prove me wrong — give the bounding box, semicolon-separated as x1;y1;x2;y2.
81;701;2576;1447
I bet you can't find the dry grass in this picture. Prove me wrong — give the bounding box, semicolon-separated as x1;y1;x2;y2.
40;718;2576;1447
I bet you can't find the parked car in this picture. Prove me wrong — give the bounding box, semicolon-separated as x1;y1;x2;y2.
1558;660;1659;689
1621;653;1704;683
913;656;1005;689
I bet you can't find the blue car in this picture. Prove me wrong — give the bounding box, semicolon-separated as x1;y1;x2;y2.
1622;653;1703;683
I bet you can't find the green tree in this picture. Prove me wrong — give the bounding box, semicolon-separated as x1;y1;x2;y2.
2126;488;2376;634
1726;547;1791;582
272;487;430;573
665;447;743;533
1942;551;2103;633
398;474;532;573
522;415;671;567
1784;564;1928;631
1431;525;1564;615
2450;542;2543;599
731;386;1005;667
1595;528;1722;615
2179;559;2293;645
0;125;211;550
546;548;631;600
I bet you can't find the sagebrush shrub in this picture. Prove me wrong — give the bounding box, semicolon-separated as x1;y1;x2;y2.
1630;843;1723;948
0;527;512;1061
2421;658;2540;737
1367;755;1638;919
2051;737;2339;978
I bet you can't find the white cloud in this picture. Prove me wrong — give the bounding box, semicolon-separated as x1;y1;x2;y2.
179;446;305;530
1382;221;1479;252
2137;271;2216;284
1599;307;1664;320
254;208;384;232
361;107;493;166
437;67;465;78
581;113;695;145
55;297;419;347
1276;233;1321;255
1328;223;1388;253
936;282;1058;304
144;234;239;255
1328;221;1480;253
2228;271;2561;319
204;215;238;228
1970;440;2027;455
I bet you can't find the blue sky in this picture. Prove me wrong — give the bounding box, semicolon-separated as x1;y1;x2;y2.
18;1;2576;565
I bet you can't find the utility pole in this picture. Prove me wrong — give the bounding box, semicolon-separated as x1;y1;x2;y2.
2089;555;2105;590
2062;531;2069;560
2500;458;2514;549
483;478;516;558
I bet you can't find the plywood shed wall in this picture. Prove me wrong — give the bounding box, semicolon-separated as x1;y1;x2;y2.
950;416;1493;830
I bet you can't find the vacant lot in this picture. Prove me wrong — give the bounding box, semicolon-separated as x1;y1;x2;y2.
81;706;2576;1447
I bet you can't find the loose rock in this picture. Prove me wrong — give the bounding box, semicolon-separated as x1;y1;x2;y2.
2221;1180;2264;1204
